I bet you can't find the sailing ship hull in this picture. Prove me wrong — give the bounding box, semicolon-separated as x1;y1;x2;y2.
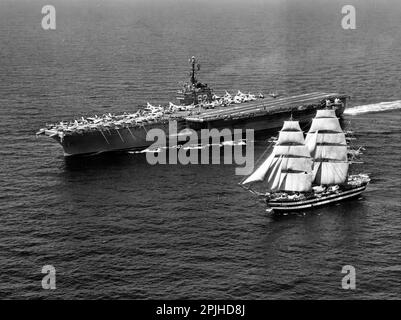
266;183;368;213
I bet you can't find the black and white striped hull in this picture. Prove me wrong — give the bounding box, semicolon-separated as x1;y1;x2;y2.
266;184;368;213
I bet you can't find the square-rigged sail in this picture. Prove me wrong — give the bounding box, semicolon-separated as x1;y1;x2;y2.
242;121;313;192
305;109;349;185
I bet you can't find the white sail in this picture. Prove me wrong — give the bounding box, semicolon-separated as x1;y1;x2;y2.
315;109;337;118
309;110;342;134
277;131;305;145
309;118;343;133
277;156;313;192
281;121;302;131
277;120;305;146
305;130;318;154
242;152;274;185
268;120;313;192
281;157;312;173
242;120;313;192
313;162;349;185
265;156;284;191
279;172;313;192
307;109;349;185
313;145;348;161
306;132;346;145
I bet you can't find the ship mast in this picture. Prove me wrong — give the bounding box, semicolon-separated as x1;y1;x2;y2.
189;56;200;85
305;109;349;185
241;120;313;192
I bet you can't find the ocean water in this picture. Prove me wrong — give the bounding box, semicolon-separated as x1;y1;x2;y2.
0;0;400;299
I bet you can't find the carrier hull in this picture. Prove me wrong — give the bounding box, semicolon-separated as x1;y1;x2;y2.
54;122;172;157
43;92;348;157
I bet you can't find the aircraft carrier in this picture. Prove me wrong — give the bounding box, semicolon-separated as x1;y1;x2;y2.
37;57;349;157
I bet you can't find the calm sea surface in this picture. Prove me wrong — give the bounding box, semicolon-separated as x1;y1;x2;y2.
0;0;400;299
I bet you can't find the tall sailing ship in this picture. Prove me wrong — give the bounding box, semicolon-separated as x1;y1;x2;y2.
241;109;370;214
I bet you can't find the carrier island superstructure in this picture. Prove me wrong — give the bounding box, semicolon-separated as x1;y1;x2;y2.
37;57;349;156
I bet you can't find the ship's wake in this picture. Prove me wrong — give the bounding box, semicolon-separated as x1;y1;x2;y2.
345;100;401;115
128;140;247;154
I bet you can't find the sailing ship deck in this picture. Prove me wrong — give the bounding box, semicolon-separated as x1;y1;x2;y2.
185;92;344;123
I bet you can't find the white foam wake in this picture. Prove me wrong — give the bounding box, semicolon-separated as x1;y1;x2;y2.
178;140;247;150
344;100;401;115
128;140;247;154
